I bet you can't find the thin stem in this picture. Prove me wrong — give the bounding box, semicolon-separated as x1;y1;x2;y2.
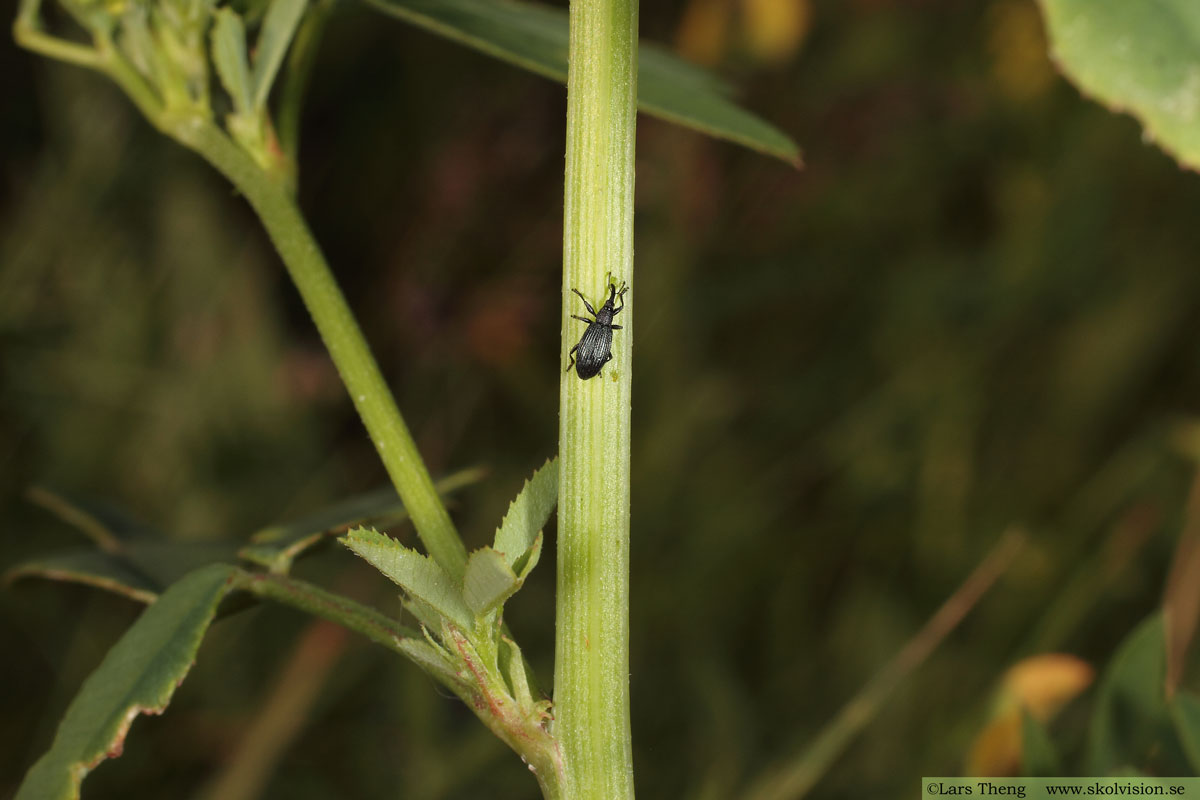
172;121;469;581
12;24;101;68
101;51;469;578
239;571;422;655
553;0;638;795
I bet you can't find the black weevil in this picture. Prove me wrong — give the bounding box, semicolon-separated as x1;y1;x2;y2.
566;282;628;380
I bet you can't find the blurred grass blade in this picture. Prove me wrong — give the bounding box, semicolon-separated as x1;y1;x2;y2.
742;529;1025;800
1173;691;1200;773
251;0;309;109
342;527;473;629
1021;710;1063;776
1038;0;1200;171
240;467;484;574
358;0;800;163
463;546;519;616
212;8;255;115
4;549;160;604
1086;614;1192;774
27;486;162;551
493;457;557;568
1164;474;1200;694
15;565;238;800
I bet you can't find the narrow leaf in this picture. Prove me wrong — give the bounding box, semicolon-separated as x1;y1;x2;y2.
240;467;484;574
1173;691;1200;773
359;0;800;163
493;458;557;568
1021;710;1062;776
6;542;240;605
251;0;308;109
5;550;159;604
212;8;255;115
342;527;472;630
1038;0;1200;171
498;635;535;711
397;638;467;691
463;547;519;616
15;565;238;800
27;486;160;550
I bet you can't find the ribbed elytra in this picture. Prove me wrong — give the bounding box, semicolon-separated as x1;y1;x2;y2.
565;282;627;380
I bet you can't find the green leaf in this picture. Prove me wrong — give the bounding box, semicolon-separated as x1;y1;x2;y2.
510;531;542;581
493;458;557;569
212;8;255;115
5;550;159;604
358;0;800;164
1173;691;1200;773
342;527;473;630
240;467;484;574
6;542;241;604
15;565;238;800
397;637;466;691
1038;0;1200;171
251;0;308;109
498;634;535;710
463;547;519;616
1021;709;1062;776
1087;614;1192;774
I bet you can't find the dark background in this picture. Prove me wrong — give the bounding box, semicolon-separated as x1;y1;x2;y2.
3;0;1200;797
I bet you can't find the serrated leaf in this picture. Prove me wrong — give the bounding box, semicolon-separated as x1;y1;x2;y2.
1087;614;1192;774
5;550;159;604
343;527;472;630
240;467;484;574
494;458;557;569
463;547;519;616
1021;710;1062;776
511;531;542;582
1173;691;1200;773
359;0;800;164
15;565;238;800
251;0;308;109
212;8;255;115
1038;0;1200;171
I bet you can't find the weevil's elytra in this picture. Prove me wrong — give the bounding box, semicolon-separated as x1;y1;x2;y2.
566;282;627;380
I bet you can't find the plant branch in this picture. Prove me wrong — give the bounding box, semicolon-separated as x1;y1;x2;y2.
553;0;638;795
160;118;469;581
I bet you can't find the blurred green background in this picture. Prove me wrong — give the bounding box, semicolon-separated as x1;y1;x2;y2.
3;0;1200;797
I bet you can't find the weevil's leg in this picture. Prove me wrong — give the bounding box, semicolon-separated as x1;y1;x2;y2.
565;343;579;372
610;324;622;330
571;288;597;317
571;315;593;324
613;282;628;315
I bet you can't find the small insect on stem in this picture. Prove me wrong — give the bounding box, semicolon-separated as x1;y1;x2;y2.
566;282;628;380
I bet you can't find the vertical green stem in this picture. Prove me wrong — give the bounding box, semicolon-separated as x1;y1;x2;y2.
554;0;638;796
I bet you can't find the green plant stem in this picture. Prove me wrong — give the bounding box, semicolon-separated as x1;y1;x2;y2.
239;571;423;654
97;55;469;582
553;0;638;795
